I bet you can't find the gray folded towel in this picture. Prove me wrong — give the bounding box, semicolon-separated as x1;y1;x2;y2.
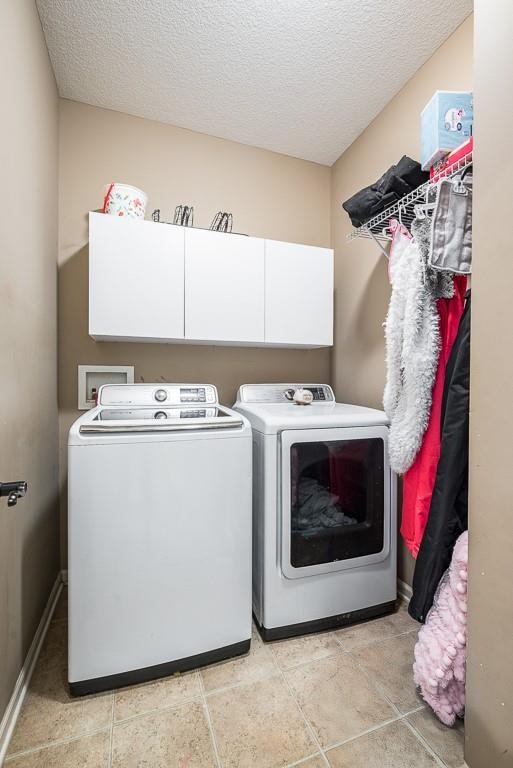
429;176;472;275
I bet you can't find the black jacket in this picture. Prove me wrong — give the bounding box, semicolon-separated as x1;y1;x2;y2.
342;155;429;228
408;293;471;623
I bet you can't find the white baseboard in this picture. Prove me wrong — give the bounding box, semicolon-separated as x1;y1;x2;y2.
0;570;65;765
397;578;413;604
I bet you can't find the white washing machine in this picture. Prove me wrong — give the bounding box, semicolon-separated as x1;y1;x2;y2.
234;383;397;640
68;383;252;695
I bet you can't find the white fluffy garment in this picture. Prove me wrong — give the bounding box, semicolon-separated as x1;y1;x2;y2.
383;233;441;474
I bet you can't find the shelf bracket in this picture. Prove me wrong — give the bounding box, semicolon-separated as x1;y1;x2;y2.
369;229;389;259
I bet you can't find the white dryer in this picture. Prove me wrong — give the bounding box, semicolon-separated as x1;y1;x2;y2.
68;383;252;695
234;383;397;640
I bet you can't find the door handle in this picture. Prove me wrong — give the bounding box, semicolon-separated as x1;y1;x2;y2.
0;481;28;507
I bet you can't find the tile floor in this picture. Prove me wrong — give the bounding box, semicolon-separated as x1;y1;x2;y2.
4;590;465;767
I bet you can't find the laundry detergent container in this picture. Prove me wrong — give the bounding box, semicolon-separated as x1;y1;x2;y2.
103;182;147;219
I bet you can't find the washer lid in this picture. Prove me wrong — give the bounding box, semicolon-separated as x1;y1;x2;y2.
79;406;243;434
233;400;388;434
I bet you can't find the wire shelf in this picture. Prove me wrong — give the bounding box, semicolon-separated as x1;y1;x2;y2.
346;151;473;245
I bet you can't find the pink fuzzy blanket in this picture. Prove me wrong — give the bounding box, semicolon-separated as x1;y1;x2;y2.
413;530;468;725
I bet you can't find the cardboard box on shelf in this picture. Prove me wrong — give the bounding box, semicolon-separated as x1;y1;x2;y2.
421;90;473;170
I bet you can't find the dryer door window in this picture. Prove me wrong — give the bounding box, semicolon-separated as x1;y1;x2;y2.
280;426;392;579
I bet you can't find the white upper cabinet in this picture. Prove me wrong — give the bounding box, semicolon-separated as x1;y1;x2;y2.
88;214;333;347
184;228;265;343
264;240;333;347
89;212;185;341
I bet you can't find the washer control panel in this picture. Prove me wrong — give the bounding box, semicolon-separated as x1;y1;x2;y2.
99;384;218;407
154;388;168;402
179;386;208;403
304;386;330;401
236;384;335;404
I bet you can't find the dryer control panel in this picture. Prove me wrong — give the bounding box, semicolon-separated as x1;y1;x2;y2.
236;383;335;403
98;384;218;407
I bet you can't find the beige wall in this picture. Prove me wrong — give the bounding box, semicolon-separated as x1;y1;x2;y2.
465;3;513;765
58;100;331;562
0;0;59;720
330;16;473;586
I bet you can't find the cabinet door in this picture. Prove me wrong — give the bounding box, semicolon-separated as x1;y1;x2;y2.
265;240;333;346
185;228;264;343
89;212;185;341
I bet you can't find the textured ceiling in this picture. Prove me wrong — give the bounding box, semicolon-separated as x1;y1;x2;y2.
36;0;472;165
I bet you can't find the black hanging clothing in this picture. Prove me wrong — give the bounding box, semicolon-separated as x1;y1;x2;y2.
342;156;429;228
408;293;471;623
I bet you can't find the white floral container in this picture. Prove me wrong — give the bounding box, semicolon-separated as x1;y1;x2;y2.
102;183;148;219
